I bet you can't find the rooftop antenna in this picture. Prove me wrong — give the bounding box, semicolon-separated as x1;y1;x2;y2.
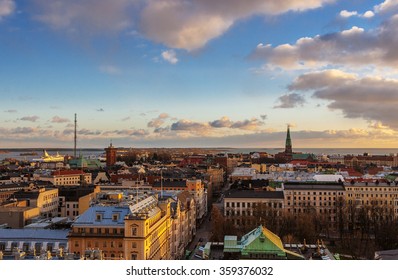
74;113;77;158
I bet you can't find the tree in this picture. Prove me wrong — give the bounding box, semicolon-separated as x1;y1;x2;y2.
210;206;225;242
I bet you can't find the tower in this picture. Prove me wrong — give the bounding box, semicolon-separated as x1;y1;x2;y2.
105;141;117;167
285;125;292;155
74;113;77;158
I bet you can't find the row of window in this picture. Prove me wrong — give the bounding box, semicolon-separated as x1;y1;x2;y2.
74;227;124;235
225;202;283;208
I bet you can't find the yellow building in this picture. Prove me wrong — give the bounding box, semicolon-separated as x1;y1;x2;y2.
345;182;398;219
13;186;58;218
68;194;171;260
37;170;92;186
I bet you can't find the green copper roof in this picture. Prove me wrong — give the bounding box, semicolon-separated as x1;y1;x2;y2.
292;153;316;160
224;226;305;259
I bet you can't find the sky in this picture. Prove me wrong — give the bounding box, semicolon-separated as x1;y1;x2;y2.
1;0;398;149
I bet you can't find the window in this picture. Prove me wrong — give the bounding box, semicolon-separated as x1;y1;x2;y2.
132;227;137;236
96;214;102;221
131;254;137;260
112;214;119;221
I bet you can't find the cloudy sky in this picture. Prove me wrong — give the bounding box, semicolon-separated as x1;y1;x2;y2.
1;0;398;148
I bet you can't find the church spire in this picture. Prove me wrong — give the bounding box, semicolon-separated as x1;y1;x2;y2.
285;125;292;154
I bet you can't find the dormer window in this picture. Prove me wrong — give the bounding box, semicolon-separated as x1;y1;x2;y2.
96;213;102;221
112;214;119;221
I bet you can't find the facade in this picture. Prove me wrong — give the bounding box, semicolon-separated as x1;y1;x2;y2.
37;170;92;186
0;228;69;257
58;185;100;219
345;182;398;219
344;155;398;168
12;187;59;218
124;196;171;260
169;191;196;259
68;194;172;260
204;167;224;193
153;179;207;221
105;143;117;167
0;205;40;229
282;182;346;229
224;189;284;228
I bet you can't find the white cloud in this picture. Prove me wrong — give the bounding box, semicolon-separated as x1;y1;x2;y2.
0;0;15;20
161;50;178;64
339;10;358;18
362;10;375;18
51;116;70;123
250;16;398;70
30;0;334;51
374;0;398;14
141;0;334;51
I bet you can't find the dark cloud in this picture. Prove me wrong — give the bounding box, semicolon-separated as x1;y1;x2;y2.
274;93;305;108
171;120;209;131
289;69;398;129
147;113;170;128
209;116;233;128
20;115;39;122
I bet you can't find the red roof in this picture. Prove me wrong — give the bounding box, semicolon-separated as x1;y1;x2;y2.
52;170;86;176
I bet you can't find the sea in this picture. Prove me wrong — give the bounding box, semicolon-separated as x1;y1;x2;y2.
1;147;398;161
0;149;104;161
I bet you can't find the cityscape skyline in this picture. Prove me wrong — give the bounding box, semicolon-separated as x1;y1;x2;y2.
1;0;398;148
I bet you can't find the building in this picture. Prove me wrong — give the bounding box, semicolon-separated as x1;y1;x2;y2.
224;189;284;228
344;181;398;220
275;126;293;162
68;155;103;170
105;142;117;167
58;185;100;219
344;154;398;168
168;191;196;259
223;225;304;260
0;204;40;229
153;179;207;221
12;186;59;218
0;228;69;257
282;182;346;229
37;170;92;186
68;194;172;260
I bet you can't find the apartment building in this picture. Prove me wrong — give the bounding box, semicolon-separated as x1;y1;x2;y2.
224;189;284;228
36;170;92;186
345;182;398;219
68;194;172;260
282;182;346;228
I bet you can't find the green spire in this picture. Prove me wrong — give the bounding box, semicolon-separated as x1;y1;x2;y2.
285;125;292;154
285;125;292;147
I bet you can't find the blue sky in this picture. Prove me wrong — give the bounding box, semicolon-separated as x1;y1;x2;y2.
1;0;398;148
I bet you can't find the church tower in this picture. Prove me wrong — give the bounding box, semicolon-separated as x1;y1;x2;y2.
105;141;117;167
285;125;292;155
